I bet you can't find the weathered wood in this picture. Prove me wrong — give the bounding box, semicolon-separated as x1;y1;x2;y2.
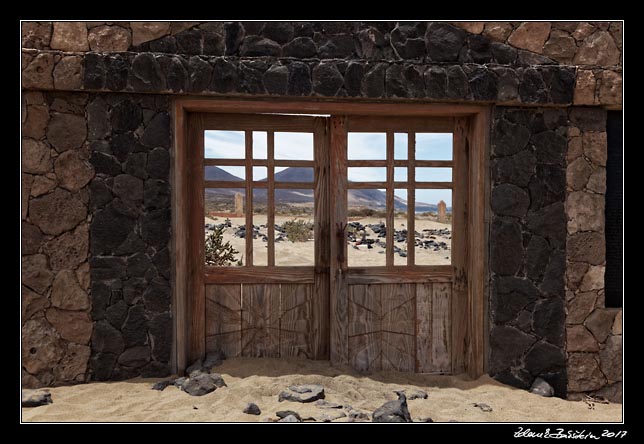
347;116;454;133
407;132;415;266
329;116;348;365
241;284;280;357
386;132;394;268
245;130;253;266
347;160;453;168
348;285;381;372
415;283;433;373
431;282;451;373
202;113;320;131
414;182;453;189
273;182;315;189
205;285;242;358
346;267;452;284
187;113;206;365
267;131;275;267
381;284;416;372
451;117;468;375
280;284;313;359
205;267;315;284
204;158;315;167
313;116;330;359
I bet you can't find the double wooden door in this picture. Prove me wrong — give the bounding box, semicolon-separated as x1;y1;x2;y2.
180;108;488;376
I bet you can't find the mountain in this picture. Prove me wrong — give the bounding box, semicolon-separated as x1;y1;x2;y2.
204;167;448;212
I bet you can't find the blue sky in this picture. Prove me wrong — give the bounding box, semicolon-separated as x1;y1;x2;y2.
205;130;453;206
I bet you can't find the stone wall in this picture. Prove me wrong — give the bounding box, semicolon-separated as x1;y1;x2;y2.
21;21;622;394
22;91;94;387
489;107;568;397
87;94;172;380
564;109;622;402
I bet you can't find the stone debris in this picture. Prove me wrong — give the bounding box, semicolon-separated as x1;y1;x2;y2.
314;410;347;422
180;372;227;396
473;402;493;412
416;417;434;422
372;392;412;423
404;389;429;400
185;350;226;376
243;402;261;415
347;409;370;422
315;399;343;409
276;410;302;421
278;384;325;403
529;377;554;397
22;389;53;407
278;415;301;423
152;380;173;391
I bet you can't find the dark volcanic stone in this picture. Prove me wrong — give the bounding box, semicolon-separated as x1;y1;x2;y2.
129;53;165;92
361;63;386;98
150;36;177;53
424;66;447;99
87;97;109;140
344;62;364;97
491;184;529;218
148;312;172;362
385;64;407;98
519;68;548;103
446;65;469;99
278;384;325;403
276;410;302;420
493;367;533;390
147;147;170;179
89;256;127;281
493;118;531;157
188;56;213;93
118;345;151;368
356;27;385;59
90;352;117;380
92;320;124;355
110;132;138;163
111;100;142;134
127;252;152;278
224;22;245;55
240;36;281;57
492;276;539;324
124;153;148;180
141;208;170;249
176;29;202;55
491;42;517;65
143;277;171;313
105;55;130;91
568;108;607;132
489;325;536;374
313;63;344;96
152;380;173;391
492;149;536;187
105;300;128;329
526;202;566;249
528;165;566;211
83;53;106;90
90;281;110;320
243;402;261;415
530;131;567;165
122;304;148;348
468;67;497;101
182;373;227;396
539;250;565;297
318;34;355;59
144;179;170;210
91;205;136;255
160;56;188;92
425;23;466;62
525;235;552;281
210;58;238;93
153;248;171;280
468;35;493;63
372;392;412;423
264;64;288;95
90;151;121;176
490;219;524;276
544;67;575;104
239;61;265;94
22;390;53;407
524;341;565;376
533;297;565;347
262;22;294;44
283;37;317;58
141;112;171;149
494;67;520;102
286;62;311;96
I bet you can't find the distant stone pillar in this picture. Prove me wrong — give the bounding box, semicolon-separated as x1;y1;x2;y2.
437;200;447;223
234;192;244;216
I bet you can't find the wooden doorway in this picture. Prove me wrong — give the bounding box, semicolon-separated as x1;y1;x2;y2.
174;100;489;378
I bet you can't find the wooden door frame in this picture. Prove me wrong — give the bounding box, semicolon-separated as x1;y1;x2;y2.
173;97;490;377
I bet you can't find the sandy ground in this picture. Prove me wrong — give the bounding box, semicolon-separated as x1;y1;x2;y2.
205;216;451;267
22;357;621;423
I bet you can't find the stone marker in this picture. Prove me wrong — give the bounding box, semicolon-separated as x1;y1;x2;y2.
437;200;447;223
235;192;244;216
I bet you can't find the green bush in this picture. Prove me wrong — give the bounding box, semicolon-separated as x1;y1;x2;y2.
282;218;313;242
205;225;239;266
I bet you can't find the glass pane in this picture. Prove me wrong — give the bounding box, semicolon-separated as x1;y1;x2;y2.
348;133;386;160
205;165;245;181
253;166;267;181
416;133;453;161
275;190;315;266
253;190;268;266
205;130;245;159
204;188;245;267
275;132;314;160
274;167;314;183
348;167;386;182
415;189;452;266
253;131;267;159
393;189;408;266
347;188;387;267
394;133;408;160
394;167;408;182
416;167;452;182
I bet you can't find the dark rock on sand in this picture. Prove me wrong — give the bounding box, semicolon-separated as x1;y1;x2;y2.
473;402;493;412
243;402;261;415
278;384;325;403
530;377;555;397
276;410;302;420
278;414;301;422
152;380;173;391
372;391;412;422
22;389;53;407
181;373;227;396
